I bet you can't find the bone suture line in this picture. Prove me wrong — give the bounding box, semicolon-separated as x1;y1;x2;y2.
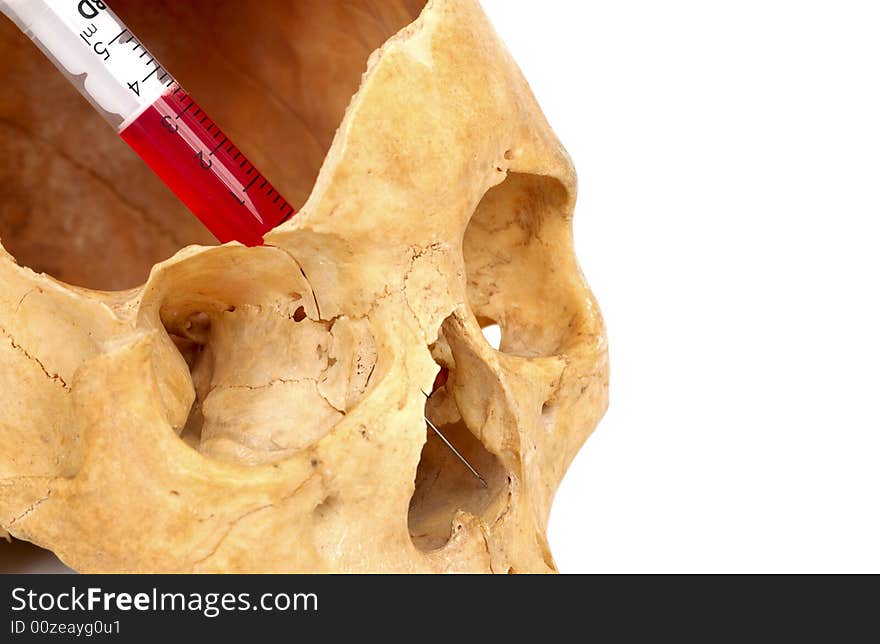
422;389;488;488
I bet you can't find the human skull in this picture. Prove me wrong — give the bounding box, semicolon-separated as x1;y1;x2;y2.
0;0;608;572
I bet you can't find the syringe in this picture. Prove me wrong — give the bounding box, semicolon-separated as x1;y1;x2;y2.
0;0;294;247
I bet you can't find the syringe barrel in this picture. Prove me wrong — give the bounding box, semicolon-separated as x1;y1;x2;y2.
0;0;296;244
0;0;170;131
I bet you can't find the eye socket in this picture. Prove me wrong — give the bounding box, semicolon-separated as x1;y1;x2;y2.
160;294;378;466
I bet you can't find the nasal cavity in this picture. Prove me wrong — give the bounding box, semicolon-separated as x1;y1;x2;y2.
408;351;508;552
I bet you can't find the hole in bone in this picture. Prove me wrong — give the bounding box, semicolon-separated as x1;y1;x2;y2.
408;351;509;552
0;0;427;290
463;173;583;358
313;495;338;520
541;401;557;431
161;295;378;466
480;322;502;351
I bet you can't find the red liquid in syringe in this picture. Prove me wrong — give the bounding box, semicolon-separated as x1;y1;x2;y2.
120;86;294;247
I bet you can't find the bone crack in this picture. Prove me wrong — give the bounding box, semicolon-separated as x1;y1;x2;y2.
0;323;70;390
7;491;52;528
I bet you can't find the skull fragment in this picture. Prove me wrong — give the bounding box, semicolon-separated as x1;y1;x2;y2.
0;0;608;572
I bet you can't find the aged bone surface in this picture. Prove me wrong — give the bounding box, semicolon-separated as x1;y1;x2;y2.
0;0;608;572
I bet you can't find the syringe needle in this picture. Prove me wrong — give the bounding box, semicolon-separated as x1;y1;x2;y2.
424;416;488;488
421;387;488;488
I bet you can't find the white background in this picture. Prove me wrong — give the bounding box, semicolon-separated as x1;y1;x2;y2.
481;0;880;572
